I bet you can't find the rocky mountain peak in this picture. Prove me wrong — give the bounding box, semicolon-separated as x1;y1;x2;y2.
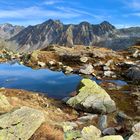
0;23;24;39
79;21;90;26
42;19;62;26
8;19;140;51
100;21;116;30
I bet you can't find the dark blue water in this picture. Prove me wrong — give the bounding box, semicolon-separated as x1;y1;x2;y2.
0;62;127;99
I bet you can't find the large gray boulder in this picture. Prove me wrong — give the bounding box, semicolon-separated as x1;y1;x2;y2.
0;106;45;140
67;79;116;114
126;66;140;83
79;64;94;75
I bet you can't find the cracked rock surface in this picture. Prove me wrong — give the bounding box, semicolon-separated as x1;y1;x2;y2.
0;93;13;113
0;106;45;140
67;79;116;114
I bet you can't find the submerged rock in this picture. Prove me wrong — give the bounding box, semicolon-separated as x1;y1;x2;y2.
67;79;116;114
0;106;45;140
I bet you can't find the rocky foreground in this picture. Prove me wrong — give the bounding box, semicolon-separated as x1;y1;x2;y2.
0;45;140;140
0;78;139;140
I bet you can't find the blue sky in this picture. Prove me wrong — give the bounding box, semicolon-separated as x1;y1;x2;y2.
0;0;140;28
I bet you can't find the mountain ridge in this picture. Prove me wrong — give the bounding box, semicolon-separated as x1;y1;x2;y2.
2;19;140;51
0;23;24;40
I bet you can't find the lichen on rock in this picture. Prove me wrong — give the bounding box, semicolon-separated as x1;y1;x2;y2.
67;79;116;114
0;106;45;140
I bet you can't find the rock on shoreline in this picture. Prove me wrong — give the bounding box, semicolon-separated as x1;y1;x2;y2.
67;79;116;114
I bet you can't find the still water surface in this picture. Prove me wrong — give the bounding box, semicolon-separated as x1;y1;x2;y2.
0;62;127;99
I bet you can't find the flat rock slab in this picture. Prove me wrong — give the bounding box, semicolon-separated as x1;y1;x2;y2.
0;106;45;140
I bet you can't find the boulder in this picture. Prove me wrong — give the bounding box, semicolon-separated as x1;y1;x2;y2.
81;125;101;140
58;62;63;66
0;93;12;113
37;61;46;67
119;61;136;68
103;66;110;71
67;79;116;114
98;115;108;130
48;60;56;66
80;57;88;63
63;66;73;73
62;122;78;132
129;122;140;140
100;135;124;140
93;61;103;67
65;130;81;140
0;106;45;140
132;50;140;58
105;60;113;67
132;122;140;134
79;64;94;75
104;71;116;78
80;125;123;140
117;111;132;120
126;66;140;83
77;114;98;123
103;127;116;135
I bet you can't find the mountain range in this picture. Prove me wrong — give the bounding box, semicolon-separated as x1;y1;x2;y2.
0;19;140;51
0;23;24;40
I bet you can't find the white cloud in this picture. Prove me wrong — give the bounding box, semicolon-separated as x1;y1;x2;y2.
131;12;140;16
0;6;80;19
44;0;63;5
56;6;106;20
130;0;140;9
124;0;140;10
115;23;140;28
123;12;140;17
0;1;111;25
